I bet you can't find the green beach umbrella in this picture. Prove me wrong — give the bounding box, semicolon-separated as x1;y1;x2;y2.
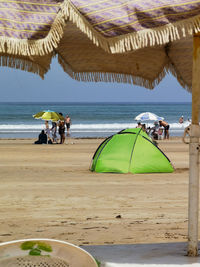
33;110;64;122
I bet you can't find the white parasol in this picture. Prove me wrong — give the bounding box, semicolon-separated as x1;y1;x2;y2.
134;112;164;122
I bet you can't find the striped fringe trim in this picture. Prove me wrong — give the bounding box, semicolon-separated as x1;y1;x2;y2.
63;0;200;54
0;55;47;78
61;0;111;53
0;0;200;56
58;54;168;89
0;5;66;56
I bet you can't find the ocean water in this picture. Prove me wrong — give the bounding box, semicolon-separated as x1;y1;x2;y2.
0;102;191;139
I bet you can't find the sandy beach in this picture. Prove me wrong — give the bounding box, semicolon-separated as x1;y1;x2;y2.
0;137;190;246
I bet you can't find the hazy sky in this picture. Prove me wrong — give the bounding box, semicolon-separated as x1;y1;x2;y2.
0;57;191;103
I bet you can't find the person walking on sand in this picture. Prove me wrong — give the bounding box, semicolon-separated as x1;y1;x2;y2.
65;115;71;136
159;120;170;139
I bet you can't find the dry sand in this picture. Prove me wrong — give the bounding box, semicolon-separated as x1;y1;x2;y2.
0;137;190;246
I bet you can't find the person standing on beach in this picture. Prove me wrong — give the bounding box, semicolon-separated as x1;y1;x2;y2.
65;115;71;136
179;116;184;124
136;122;142;128
141;123;146;132
58;120;65;144
45;121;51;143
51;121;58;143
58;113;65;144
45;120;49;133
159;120;170;139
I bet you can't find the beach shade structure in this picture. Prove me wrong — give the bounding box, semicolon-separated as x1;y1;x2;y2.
33;110;64;121
1;0;200;257
0;0;199;91
0;239;98;267
134;112;164;122
91;128;174;174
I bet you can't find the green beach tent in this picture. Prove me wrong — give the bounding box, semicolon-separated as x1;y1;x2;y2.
91;128;174;174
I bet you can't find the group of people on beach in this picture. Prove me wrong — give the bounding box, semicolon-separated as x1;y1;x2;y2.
35;114;71;144
137;119;170;140
35;113;189;144
137;115;192;141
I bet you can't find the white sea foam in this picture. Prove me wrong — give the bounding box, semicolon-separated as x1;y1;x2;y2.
0;121;190;132
0;124;42;130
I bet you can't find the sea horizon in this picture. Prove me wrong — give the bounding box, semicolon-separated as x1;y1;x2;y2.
0;102;192;139
0;101;192;104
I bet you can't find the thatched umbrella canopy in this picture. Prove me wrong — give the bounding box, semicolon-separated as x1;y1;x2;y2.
0;0;200;256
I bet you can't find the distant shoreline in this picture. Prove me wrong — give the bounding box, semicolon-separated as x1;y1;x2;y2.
0;137;104;140
0;136;183;141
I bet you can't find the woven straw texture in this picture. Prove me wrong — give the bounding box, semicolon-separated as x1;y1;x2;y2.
0;0;199;90
0;256;69;267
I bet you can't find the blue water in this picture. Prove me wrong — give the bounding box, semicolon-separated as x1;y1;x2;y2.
0;102;192;138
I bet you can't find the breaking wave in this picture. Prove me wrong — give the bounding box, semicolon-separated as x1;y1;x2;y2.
0;121;190;132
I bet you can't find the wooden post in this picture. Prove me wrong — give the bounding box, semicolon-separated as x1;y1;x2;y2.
188;34;200;256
